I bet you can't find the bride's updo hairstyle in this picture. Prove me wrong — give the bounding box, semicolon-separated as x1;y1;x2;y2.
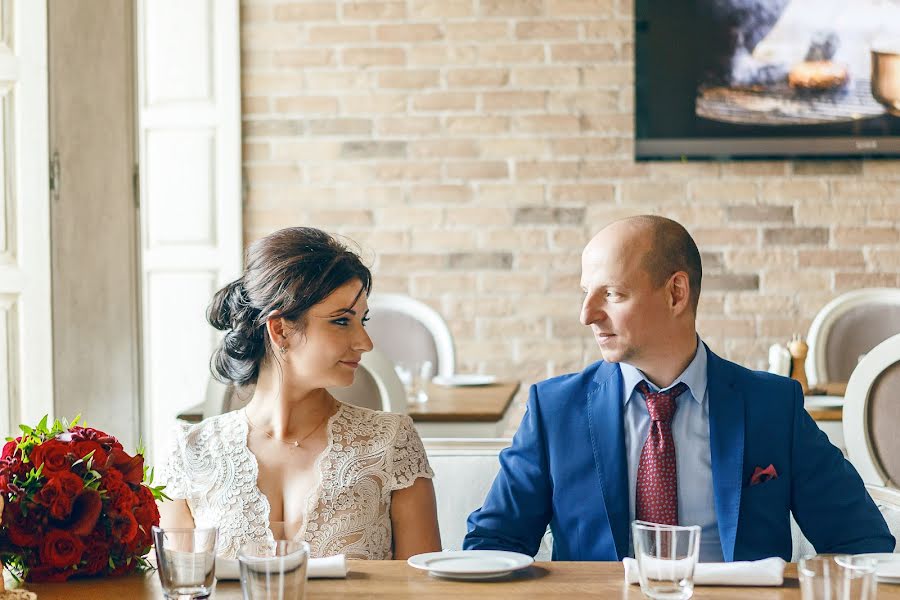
207;227;372;385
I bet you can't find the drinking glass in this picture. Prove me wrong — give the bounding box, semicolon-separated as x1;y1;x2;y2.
153;526;218;600
238;540;310;600
631;521;701;600
395;360;434;405
799;555;878;600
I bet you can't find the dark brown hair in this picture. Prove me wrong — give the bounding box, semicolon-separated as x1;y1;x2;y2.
207;227;372;385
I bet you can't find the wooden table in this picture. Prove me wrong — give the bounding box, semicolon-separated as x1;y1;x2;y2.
408;382;520;438
804;382;846;423
24;560;900;599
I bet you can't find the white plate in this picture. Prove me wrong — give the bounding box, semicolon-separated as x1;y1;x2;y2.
854;553;900;582
407;550;533;580
803;396;845;410
432;374;497;387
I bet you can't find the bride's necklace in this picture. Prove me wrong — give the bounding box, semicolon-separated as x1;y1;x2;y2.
244;402;333;449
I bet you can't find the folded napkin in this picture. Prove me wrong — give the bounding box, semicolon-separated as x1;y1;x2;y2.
624;557;785;586
215;554;348;580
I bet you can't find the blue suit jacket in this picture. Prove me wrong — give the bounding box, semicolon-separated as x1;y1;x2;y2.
464;349;895;561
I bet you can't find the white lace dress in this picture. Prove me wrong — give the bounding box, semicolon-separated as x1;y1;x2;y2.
161;402;434;559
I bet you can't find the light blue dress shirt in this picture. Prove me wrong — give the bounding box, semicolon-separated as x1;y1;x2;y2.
621;340;724;562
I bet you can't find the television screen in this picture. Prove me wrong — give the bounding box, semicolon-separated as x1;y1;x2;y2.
635;0;900;159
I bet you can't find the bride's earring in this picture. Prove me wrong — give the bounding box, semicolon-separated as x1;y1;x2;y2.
279;345;288;356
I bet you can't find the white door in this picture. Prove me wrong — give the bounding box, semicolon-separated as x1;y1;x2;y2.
0;2;54;434
136;0;242;469
49;0;141;450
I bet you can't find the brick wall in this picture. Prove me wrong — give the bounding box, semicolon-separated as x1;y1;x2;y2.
240;0;900;422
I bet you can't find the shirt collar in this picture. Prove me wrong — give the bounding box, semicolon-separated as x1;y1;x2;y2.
621;337;707;406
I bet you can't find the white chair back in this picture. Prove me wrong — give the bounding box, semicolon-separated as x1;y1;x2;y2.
805;288;900;386
866;483;900;552
328;348;407;413
791;483;900;561
843;333;900;488
424;438;552;559
190;348;407;419
367;293;455;378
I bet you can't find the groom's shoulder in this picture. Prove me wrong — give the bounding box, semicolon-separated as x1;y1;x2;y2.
533;360;612;403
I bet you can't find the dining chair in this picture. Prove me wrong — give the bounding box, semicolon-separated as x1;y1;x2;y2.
842;332;900;488
791;483;900;560
180;347;407;422
424;438;553;560
805;288;900;387
328;347;408;413
865;483;900;551
366;293;456;379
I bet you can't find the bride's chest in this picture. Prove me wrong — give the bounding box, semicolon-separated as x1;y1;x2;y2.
249;439;327;522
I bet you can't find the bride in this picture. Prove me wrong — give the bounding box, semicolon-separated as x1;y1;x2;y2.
159;227;441;559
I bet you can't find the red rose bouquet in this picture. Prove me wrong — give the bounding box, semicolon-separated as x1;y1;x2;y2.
0;416;167;582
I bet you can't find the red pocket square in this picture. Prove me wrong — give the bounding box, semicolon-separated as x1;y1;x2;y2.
751;464;778;486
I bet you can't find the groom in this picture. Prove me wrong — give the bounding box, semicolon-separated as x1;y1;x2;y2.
464;215;894;562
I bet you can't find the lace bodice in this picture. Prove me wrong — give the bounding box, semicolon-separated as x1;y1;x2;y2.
161;403;434;559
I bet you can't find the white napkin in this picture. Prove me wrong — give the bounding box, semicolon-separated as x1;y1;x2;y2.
215;554;348;580
624;557;786;586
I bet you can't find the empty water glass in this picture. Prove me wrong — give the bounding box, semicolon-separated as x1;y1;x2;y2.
800;555;878;600
239;540;310;600
632;521;701;600
153;526;218;600
395;360;433;405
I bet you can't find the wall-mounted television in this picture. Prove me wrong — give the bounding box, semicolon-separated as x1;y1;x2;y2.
635;0;900;160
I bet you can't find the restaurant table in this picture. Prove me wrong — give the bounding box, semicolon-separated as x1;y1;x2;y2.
408;381;520;438
24;560;900;599
804;382;846;422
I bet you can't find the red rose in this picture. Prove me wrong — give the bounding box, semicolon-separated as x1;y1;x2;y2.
3;501;42;547
104;474;138;513
133;485;160;529
35;471;84;520
40;528;85;569
1;438;20;459
27;565;72;583
69;426;123;451
109;510;139;544
29;439;73;476
106;448;144;485
78;532;111;576
73;440;107;470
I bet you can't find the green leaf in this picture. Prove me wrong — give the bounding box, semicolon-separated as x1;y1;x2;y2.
152;485;172;502
36;415;48;433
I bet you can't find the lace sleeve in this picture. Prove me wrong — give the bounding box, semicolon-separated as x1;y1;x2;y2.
388;415;434;492
160;421;194;500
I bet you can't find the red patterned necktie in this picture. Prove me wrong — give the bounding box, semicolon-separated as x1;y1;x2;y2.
635;380;689;525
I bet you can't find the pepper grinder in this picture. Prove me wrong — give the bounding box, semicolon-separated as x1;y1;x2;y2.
788;334;809;395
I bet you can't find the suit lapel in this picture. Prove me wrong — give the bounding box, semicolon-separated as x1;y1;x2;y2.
586;362;630;559
706;347;745;562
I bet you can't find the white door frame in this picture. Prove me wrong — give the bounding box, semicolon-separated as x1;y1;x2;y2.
136;0;242;468
0;1;54;433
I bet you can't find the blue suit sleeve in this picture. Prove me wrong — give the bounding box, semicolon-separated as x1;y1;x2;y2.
789;381;895;553
463;384;553;556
